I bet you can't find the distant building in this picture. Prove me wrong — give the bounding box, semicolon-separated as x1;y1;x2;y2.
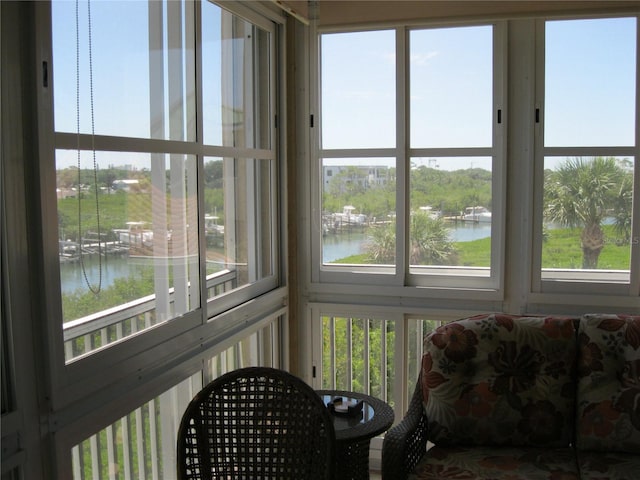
322;165;392;189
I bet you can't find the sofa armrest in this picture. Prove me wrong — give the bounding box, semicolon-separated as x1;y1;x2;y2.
382;380;429;479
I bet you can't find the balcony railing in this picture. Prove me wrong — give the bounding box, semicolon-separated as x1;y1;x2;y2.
65;283;446;479
70;314;281;480
320;315;445;419
63;271;237;362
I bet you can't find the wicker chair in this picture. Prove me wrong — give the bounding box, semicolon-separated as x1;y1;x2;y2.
381;377;429;479
177;366;335;480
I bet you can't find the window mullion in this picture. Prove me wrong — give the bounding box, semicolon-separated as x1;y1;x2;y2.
396;26;408;284
632;19;640;295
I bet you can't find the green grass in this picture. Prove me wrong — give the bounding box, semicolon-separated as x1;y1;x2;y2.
328;225;631;270
542;225;630;270
455;237;491;267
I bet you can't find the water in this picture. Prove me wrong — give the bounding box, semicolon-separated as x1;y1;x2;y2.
323;233;371;262
59;222;491;293
322;222;491;262
59;254;151;295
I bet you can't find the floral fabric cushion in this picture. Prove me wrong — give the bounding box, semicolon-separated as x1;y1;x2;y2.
408;446;579;480
577;450;640;480
421;313;577;447
576;313;640;453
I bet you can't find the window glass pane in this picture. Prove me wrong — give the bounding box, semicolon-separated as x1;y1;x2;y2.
410;157;492;273
321;158;396;269
542;156;633;282
202;2;271;149
57;150;200;362
321;31;396;149
204;157;274;302
410;26;493;148
545;18;636;147
52;0;196;141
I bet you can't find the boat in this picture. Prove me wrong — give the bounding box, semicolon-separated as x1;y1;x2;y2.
463;206;492;223
113;221;154;247
418;206;442;219
333;205;367;225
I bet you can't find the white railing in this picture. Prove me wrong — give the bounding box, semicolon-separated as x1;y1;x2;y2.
66;301;447;478
70;316;279;480
320;315;447;412
63;271;237;362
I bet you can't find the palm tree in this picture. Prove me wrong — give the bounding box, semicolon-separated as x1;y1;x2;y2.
366;213;457;265
409;212;458;265
544;157;631;269
367;222;396;263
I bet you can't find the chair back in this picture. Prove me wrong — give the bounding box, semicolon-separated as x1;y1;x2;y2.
177;367;335;480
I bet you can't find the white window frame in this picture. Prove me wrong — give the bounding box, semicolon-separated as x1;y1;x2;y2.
36;0;284;413
532;14;640;298
311;22;507;295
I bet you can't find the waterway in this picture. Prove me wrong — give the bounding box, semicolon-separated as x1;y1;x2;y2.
322;221;491;262
59;222;491;294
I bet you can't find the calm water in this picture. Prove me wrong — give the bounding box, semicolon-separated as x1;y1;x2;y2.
60;222;491;293
322;222;491;262
59;254;151;295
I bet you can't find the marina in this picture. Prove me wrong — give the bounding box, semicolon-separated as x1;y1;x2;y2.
59;221;492;293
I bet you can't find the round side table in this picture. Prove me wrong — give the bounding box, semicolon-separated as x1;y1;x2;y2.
317;389;394;480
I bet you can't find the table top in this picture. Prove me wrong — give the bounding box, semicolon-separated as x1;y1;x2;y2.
317;389;395;443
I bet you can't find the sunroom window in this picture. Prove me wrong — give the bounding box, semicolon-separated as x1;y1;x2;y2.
51;0;278;362
317;24;504;289
535;16;639;292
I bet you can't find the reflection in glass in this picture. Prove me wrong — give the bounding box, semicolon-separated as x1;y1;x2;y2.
542;157;633;278
204;157;274;300
202;2;271;148
410;26;493;148
57;150;200;359
321;159;396;267
409;157;492;270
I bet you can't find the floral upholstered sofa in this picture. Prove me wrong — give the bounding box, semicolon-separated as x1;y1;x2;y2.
381;313;640;479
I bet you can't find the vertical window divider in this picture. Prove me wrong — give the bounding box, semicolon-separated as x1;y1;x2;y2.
632;14;640;296
531;19;546;294
309;19;322;284
194;0;208;321
397;26;408;284
491;21;508;295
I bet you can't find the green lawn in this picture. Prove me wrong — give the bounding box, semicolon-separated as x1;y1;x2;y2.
329;225;631;270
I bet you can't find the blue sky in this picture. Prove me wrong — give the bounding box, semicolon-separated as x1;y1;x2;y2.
321;17;636;171
545;17;636;147
52;4;636;171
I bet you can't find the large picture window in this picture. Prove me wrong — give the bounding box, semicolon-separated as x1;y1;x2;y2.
318;24;504;288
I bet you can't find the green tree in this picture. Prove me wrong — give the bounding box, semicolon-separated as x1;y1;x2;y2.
409;212;458;265
544;157;632;269
367;222;396;263
366;213;458;265
326;166;368;198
